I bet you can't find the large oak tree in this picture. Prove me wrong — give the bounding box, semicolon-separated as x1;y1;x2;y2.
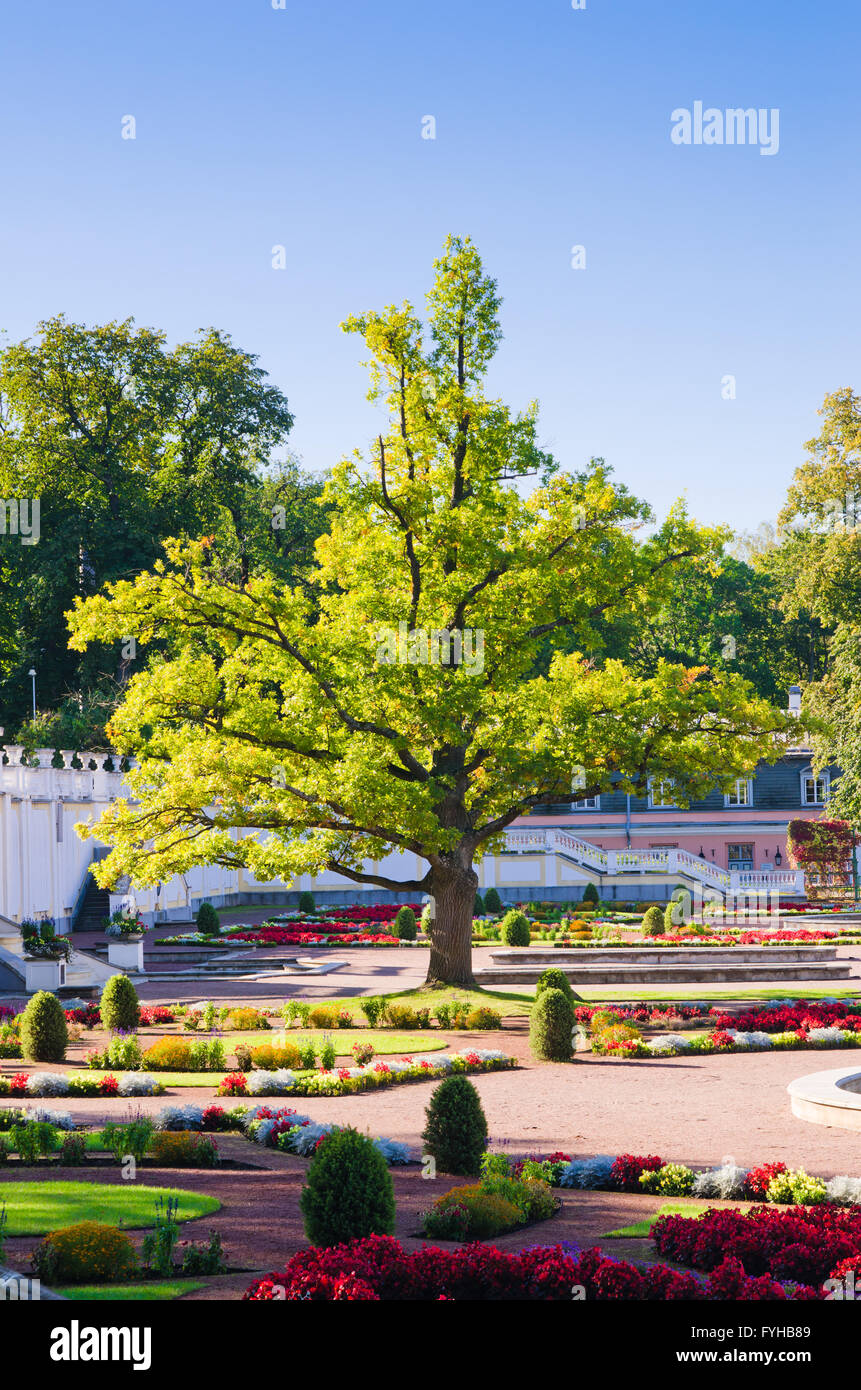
69;238;786;985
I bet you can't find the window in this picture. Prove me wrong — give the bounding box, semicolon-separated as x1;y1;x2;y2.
802;774;829;806
725;779;752;807
727;842;755;870
648;779;678;808
573;796;600;810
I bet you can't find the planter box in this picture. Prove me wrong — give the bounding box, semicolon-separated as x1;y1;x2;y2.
107;938;145;973
24;958;65;993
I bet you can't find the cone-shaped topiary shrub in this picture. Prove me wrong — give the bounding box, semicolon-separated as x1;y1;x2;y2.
581;882;599;905
422;1075;489;1176
100;974;141;1032
195;901;220;934
20;990;68;1062
300;1126;396;1247
484;887;502;915
500;909;531;946
394;906;417;940
642;905;665;937
298;891;316;915
535;967;576;1003
473;891;485;916
529;988;574;1062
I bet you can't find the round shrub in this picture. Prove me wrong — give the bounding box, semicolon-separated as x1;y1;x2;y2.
298;891;316;915
394;906;417;941
307;1005;339;1030
142;1037;192;1071
484;887;502;915
529;988;574;1062
32;1221;136;1284
149;1131;219;1168
500;910;531;947
641;905;665;937
100;974;140;1032
535;968;575;1003
473;891;485;916
20;991;68;1062
249;1041;301;1070
464;1007;502;1030
425;1186;521;1239
581;882;599;905
421;1075;488;1176
385;1003;420;1028
300;1126;395;1247
195;901;220;934
225;1006;269;1031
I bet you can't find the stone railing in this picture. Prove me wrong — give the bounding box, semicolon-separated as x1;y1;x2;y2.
502;828;806;896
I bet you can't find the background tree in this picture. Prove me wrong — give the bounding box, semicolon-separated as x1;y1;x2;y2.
69;237;789;986
773;389;861;825
0;316;326;736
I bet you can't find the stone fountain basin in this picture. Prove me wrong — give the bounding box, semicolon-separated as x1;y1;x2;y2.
788;1067;861;1130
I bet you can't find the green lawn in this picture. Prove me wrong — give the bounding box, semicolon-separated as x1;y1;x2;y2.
0;1182;220;1235
310;985;534;1018
603;1199;752;1238
56;1280;204;1301
225;1029;445;1054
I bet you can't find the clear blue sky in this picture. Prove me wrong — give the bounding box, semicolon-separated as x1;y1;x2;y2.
1;0;859;531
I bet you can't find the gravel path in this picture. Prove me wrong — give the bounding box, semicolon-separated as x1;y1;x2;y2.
8;1030;861;1175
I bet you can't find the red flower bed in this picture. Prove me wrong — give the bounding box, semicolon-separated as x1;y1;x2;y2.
652;1203;861;1285
139;1005;176;1025
320;904;420;922
744;1161;788;1200
244;1234;816;1301
64;1002;102;1027
735;929;837;944
573;1004;709;1025
609;1153;663;1192
231;924;400;947
217;1072;248;1096
710;1002;861;1034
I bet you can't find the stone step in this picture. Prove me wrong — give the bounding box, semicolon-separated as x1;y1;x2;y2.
487;945;841;965
474;961;853;985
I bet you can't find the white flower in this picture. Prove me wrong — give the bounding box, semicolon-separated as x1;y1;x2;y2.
26;1072;70;1096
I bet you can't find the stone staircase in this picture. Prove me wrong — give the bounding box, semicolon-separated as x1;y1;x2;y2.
503;828;806;897
73;877;111;933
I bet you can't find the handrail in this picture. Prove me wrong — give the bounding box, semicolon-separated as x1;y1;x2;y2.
501;829;804;895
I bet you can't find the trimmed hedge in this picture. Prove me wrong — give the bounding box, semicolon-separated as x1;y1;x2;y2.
529;988;574;1062
20;991;68;1063
422;1075;488;1176
300;1127;395;1247
100;975;141;1032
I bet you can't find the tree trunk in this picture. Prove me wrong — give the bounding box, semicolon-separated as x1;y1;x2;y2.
425;861;478;987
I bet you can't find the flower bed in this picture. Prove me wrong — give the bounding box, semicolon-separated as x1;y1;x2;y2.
227;924;406;948
651;1203;861;1285
576;997;861;1058
1;1072;165;1098
243;1234;817;1300
216;1050;515;1098
525;1148;861;1211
